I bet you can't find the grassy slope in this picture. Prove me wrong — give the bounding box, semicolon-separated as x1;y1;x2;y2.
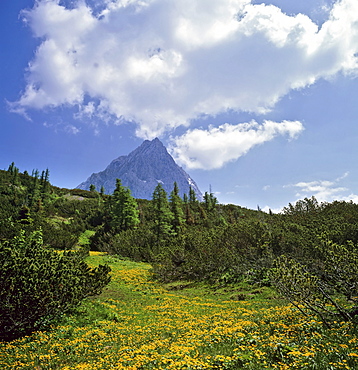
1;253;358;370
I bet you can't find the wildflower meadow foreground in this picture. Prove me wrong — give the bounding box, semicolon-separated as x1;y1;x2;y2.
1;252;358;370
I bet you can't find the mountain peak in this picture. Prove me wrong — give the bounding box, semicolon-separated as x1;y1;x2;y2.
134;137;165;154
77;139;202;200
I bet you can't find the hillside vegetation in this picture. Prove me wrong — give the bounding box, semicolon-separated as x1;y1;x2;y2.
1;163;358;368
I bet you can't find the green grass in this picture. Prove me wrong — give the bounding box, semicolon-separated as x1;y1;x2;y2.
1;252;358;369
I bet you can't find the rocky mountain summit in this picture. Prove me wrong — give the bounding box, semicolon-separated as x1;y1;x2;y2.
77;138;203;200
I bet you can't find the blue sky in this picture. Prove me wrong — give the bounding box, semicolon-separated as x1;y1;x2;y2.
1;0;358;212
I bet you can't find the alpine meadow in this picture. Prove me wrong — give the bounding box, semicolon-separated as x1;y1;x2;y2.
1;163;358;369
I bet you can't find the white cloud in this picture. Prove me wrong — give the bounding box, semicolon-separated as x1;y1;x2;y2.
286;172;358;204
262;205;282;214
262;171;357;213
43;120;80;134
13;0;358;139
169;120;304;169
64;125;80;135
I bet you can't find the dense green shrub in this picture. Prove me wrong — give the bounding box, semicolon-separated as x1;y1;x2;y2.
109;226;156;261
41;220;84;250
152;222;269;283
0;229;111;341
270;239;358;326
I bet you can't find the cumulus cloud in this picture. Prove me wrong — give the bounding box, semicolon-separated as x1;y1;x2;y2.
169;120;304;169
13;0;358;139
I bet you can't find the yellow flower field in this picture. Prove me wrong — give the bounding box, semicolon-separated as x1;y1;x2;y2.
1;253;357;369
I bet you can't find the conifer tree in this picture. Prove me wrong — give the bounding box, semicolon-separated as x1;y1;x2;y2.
204;192;211;211
40;168;50;202
8;162;19;186
183;193;188;204
204;191;218;212
151;183;174;239
7;162;16;174
186;186;199;224
189;186;197;204
111;179;139;231
29;170;40;209
169;182;185;235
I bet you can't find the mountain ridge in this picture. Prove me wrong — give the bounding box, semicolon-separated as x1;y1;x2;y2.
77;138;203;200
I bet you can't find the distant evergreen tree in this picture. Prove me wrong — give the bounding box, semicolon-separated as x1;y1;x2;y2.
40;168;50;202
169;182;185;235
189;186;197;204
100;186;105;195
40;168;50;185
29;170;40;209
111;179;140;231
186;186;199;224
8;162;19;186
7;162;16;174
89;184;96;192
183;193;188;204
204;191;218;212
151;183;174;239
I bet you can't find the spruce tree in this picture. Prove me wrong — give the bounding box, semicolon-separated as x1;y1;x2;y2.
189;186;197;204
187;186;198;224
151;183;174;239
7;162;16;174
183;193;188;204
8;163;19;187
169;182;185;235
29;170;40;209
40;168;50;202
111;179;139;231
204;191;217;212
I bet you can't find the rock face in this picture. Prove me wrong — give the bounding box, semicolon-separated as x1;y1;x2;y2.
77;138;203;200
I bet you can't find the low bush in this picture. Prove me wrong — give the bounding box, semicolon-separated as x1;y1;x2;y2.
270;239;358;327
0;229;111;341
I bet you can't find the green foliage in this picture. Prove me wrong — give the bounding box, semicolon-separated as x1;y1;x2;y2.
270;239;358;326
152;219;271;283
151;183;174;239
110;179;140;231
104;226;155;262
41;220;80;250
4;161;358;332
0;229;111;341
282;196;321;216
169;182;185;235
3;255;358;370
203;191;218;212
